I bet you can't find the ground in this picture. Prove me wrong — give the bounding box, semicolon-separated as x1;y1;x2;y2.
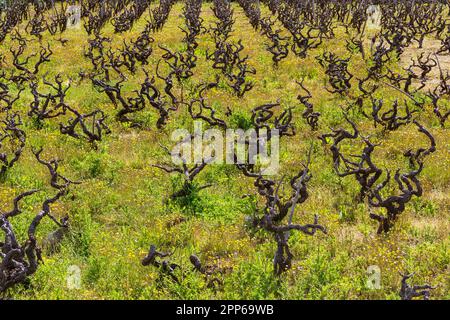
0;2;448;300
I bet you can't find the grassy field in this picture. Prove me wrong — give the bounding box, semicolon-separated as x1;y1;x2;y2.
0;2;449;300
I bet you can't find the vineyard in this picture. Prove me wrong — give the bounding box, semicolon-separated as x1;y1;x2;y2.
0;0;449;300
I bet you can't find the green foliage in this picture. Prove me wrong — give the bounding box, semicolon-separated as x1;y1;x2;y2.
1;2;448;301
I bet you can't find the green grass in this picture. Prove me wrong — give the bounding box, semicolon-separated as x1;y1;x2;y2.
0;2;448;300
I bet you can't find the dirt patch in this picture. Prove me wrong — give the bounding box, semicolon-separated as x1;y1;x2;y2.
401;38;450;91
337;225;365;243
